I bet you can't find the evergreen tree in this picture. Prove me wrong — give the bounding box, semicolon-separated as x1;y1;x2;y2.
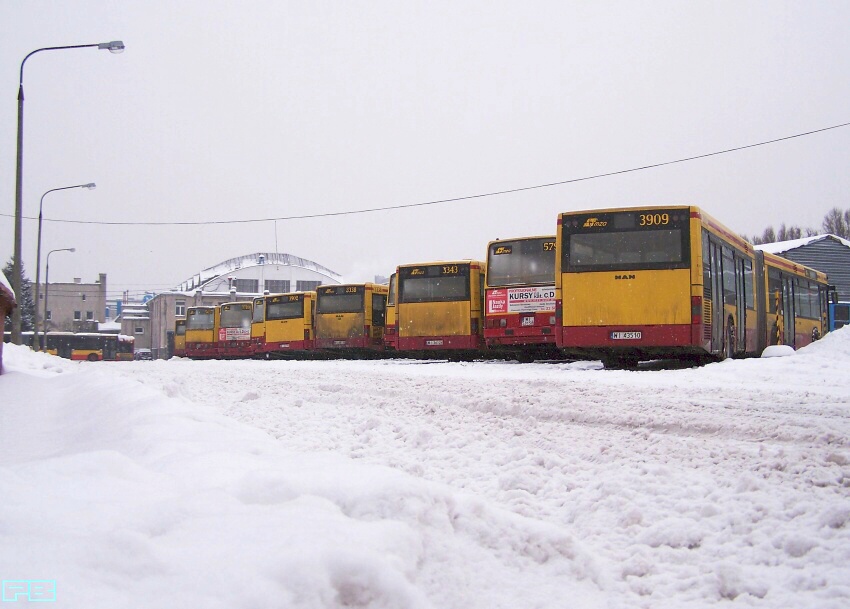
2;258;35;332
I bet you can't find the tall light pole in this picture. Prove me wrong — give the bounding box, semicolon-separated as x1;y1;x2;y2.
32;183;95;349
11;40;125;345
43;247;76;347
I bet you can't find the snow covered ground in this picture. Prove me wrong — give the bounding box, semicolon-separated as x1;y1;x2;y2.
2;331;850;608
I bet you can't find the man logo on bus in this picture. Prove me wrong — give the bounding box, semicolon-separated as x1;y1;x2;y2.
583;217;607;228
494;246;513;255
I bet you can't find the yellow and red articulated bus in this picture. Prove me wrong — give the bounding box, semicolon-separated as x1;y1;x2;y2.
172;319;186;358
217;302;255;358
44;332;126;361
395;261;486;357
556;205;829;368
383;272;398;351
314;283;387;355
253;292;317;356
484;236;560;360
185;306;219;359
759;250;830;350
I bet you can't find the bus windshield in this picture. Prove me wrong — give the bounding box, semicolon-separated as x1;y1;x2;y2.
187;309;215;330
563;209;690;272
487;238;555;287
400;265;470;303
317;287;364;314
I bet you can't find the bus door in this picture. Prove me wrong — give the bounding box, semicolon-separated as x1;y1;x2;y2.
735;257;747;350
709;240;725;351
782;275;796;347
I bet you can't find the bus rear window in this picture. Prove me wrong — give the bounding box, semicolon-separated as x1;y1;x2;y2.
317;288;364;314
487;238;555;287
563;210;690;272
399;265;471;303
187;310;215;330
267;299;305;320
220;307;252;329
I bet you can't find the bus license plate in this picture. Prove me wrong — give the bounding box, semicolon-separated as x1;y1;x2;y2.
611;331;641;340
425;339;444;346
333;340;347;346
521;316;535;327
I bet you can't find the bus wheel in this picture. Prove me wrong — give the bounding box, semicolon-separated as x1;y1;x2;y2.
722;319;735;360
87;353;99;362
812;327;821;342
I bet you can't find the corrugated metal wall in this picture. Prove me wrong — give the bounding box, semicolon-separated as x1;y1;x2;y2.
780;237;850;301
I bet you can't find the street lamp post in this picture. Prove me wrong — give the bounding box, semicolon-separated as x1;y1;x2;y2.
43;247;76;347
32;183;95;349
10;40;124;345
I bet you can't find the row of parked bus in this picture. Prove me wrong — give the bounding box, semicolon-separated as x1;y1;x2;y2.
176;205;837;368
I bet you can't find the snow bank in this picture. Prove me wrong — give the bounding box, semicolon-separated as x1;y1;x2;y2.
0;344;603;609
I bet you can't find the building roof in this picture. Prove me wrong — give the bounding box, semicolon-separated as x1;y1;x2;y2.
755;234;850;255
175;252;342;293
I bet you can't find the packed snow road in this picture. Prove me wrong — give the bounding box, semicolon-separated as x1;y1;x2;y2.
110;330;850;608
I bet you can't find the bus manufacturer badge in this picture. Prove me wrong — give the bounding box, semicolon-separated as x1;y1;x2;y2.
611;331;641;340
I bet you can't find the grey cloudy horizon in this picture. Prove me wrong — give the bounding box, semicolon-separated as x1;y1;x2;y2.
2;1;849;300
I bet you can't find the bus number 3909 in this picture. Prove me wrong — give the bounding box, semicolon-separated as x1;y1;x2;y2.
639;213;669;226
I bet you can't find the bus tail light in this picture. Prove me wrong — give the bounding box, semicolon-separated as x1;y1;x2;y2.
691;296;702;325
555;300;562;324
471;318;480;335
304;329;310;341
364;325;371;337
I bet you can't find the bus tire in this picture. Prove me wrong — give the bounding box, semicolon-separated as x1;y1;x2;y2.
812;327;820;342
87;353;99;362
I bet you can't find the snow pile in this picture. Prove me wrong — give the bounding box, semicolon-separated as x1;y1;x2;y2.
3;329;850;608
0;343;602;609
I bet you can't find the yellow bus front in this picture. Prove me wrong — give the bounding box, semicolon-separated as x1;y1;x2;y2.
396;261;485;351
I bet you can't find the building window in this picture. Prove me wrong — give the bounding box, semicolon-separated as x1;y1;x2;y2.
81;294;87;301
74;311;81;320
234;279;259;293
86;311;94;320
264;280;290;294
176;300;186;316
46;310;51;320
297;280;321;292
39;293;43;300
135;327;145;335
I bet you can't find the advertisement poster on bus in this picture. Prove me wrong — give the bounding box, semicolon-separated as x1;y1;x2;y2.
486;286;556;314
218;327;251;341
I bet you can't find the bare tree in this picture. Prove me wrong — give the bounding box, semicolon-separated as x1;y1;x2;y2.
822;207;850;239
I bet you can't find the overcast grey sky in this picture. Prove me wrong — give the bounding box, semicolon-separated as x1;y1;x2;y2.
2;1;849;300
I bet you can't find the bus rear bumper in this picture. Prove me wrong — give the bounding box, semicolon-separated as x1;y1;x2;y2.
397;335;482;351
558;324;705;359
